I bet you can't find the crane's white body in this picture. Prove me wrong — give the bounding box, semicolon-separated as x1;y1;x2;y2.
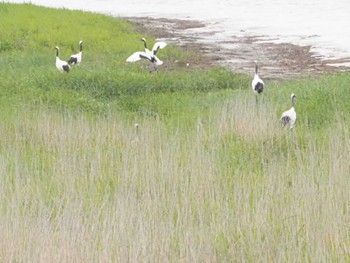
126;51;163;65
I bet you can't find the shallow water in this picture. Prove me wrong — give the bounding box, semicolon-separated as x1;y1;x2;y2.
8;0;350;64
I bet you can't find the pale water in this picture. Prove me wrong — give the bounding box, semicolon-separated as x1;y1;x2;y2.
7;0;350;65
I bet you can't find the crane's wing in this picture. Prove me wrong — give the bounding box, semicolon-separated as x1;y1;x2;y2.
280;115;291;126
152;42;167;54
126;51;151;63
153;55;163;66
279;109;292;126
68;55;78;64
254;82;264;93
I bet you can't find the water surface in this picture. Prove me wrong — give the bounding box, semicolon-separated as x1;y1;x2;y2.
8;0;350;64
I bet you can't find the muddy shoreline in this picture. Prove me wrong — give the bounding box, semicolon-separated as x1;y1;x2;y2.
126;16;350;80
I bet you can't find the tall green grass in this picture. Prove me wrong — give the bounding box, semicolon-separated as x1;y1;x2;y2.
1;2;350;262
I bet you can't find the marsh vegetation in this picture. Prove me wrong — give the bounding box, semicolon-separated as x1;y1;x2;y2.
1;3;350;262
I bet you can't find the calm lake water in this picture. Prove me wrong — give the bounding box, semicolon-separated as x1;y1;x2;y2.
8;0;350;64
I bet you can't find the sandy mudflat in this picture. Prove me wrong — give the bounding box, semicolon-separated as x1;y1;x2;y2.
127;16;350;80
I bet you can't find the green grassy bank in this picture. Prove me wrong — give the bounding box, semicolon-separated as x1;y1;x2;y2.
1;2;350;262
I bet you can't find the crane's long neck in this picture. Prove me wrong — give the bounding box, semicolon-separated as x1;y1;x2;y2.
153;44;161;55
255;63;258;75
80;42;83;52
56;49;59;57
291;97;295;107
142;39;148;50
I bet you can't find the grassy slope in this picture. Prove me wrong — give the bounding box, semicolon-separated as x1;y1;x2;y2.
1;2;350;262
0;3;247;115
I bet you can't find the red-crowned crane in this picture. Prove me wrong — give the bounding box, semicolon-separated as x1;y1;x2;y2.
126;38;167;67
55;46;70;73
252;60;264;94
280;94;297;129
68;40;83;65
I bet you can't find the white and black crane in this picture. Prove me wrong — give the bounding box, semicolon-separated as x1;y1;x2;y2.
280;93;297;129
126;38;167;68
68;40;83;65
55;46;70;73
251;60;264;94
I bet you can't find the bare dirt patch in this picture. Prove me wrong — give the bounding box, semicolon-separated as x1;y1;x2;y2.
126;17;350;80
